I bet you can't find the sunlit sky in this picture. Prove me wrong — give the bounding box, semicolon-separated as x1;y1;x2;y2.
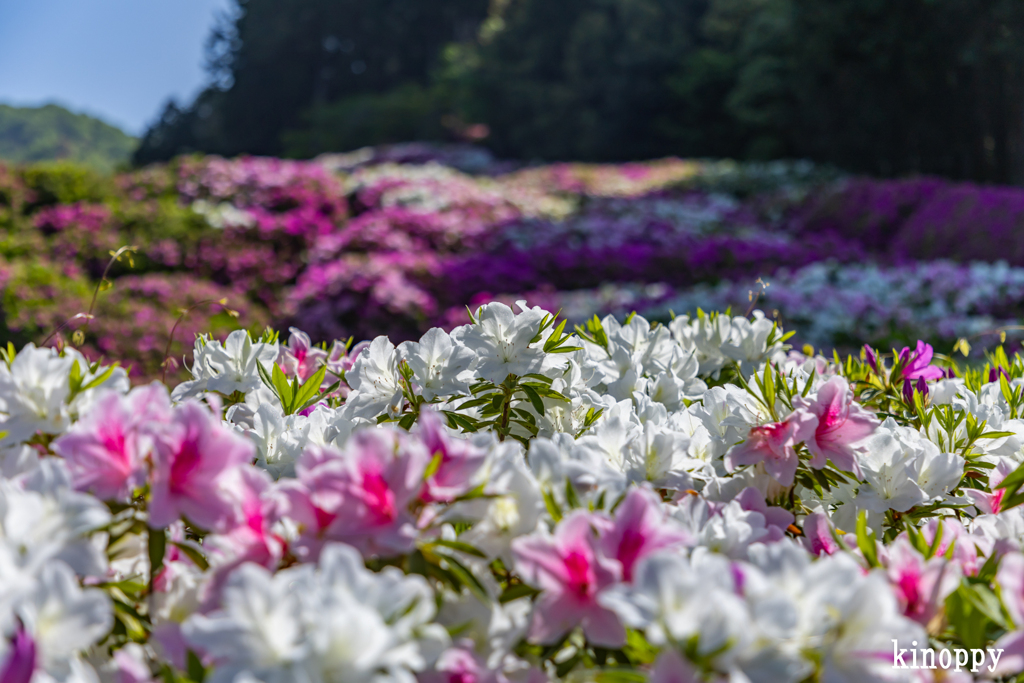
0;0;233;135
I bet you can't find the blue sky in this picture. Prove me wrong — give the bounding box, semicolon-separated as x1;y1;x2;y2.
0;0;233;135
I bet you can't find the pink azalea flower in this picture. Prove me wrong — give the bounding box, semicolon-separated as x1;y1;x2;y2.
981;552;1024;676
793;376;878;477
148;402;255;532
277;428;429;559
801;511;839;556
512;511;625;647
965;460;1014;516
884;537;960;625
417;409;488;503
735;487;793;542
600;487;689;582
52;384;171;501
0;625;35;683
649;650;704;683
897;341;946;382
724;412;817;487
419;644;501;683
986;629;1024;678
205;467;284;577
918;517;980;576
277;327;327;382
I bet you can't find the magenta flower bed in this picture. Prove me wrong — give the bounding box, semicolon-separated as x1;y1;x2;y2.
4;151;1024;378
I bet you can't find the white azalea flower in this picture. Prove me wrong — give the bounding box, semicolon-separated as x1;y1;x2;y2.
454;302;552;385
172;330;279;402
343;336;404;419
397;328;476;401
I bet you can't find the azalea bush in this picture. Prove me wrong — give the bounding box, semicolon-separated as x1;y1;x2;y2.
6;302;1024;681
6;149;1024;382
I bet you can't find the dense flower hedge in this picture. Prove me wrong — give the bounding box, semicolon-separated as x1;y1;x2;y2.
3;150;1024;380
5;305;1024;681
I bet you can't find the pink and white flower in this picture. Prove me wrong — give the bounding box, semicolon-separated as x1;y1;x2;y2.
600;487;689;582
512;511;625;647
277;428;429;559
724;412;817;487
148;402;255;532
53;384;171;501
793;376;877;477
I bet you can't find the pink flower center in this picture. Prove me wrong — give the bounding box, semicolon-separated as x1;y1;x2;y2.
617;528;646;582
313;505;337;531
992;487;1006;514
169;438;202;494
816;401;846;441
896;569;923;616
563;549;594;599
98;420;130;473
359;470;396;525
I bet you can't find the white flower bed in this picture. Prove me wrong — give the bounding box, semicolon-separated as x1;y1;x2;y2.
1;303;1023;681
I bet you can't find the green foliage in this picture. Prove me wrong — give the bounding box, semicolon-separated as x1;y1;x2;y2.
464;0;705;161
19;161;115;208
726;0;1024;180
133;0;1024;180
282;83;450;158
0;104;136;173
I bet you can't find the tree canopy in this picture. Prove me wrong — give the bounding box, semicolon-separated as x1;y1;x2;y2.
135;0;1024;183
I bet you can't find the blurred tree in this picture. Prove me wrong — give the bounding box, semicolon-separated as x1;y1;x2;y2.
135;0;1024;183
134;0;488;163
464;0;707;161
727;0;1024;181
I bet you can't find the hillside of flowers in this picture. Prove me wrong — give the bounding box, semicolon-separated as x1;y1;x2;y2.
5;303;1024;681
7;148;1024;380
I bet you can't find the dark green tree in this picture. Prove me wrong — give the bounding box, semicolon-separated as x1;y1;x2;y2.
465;0;709;161
727;0;1024;180
134;0;488;163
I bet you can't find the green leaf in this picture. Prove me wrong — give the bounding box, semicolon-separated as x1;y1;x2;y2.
79;363;117;393
271;363;295;411
429;539;487;558
520;384;546;416
171;541;210;572
593;671;647;683
441;553;490;603
186;650;207;683
855;511;879;568
148;526;167;590
498;582;540;603
292;365;328;414
926;518;945;560
542;488;563;522
959;581;1009;630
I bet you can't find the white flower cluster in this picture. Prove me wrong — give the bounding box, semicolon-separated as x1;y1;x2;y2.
1;302;1024;681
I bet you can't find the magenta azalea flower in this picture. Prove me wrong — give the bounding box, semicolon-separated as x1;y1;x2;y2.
793;376;878;477
800;511;839;556
0;625;35;683
898;341;946;382
724;412;817;487
277;327;327;382
53;384;171;501
417;409;489;503
884;537;960;625
600;487;689;582
278;428;429;559
512;511;625;647
149;402;255;532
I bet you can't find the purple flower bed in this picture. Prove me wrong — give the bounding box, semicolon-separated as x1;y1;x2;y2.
6;149;1024;377
792;177;1024;264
